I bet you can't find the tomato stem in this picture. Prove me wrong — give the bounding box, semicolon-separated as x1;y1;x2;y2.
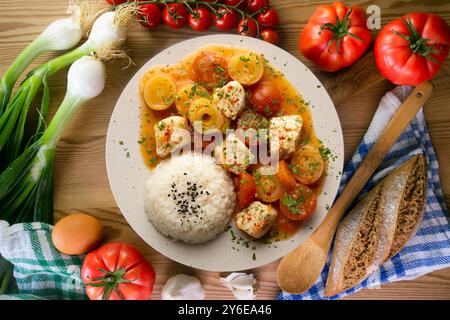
319;7;364;54
113;0;263;37
86;267;135;300
393;17;440;64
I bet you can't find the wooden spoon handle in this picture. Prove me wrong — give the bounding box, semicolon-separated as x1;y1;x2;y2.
312;81;434;248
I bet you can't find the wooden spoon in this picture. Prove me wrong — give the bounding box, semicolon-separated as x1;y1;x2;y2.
277;81;434;294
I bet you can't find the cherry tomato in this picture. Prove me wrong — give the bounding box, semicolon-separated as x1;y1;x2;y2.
225;0;245;7
249;81;281;117
375;13;450;85
247;0;269;13
105;0;127;4
238;18;258;37
261;29;279;44
138;4;162;29
236;172;257;209
214;8;238;30
280;184;317;221
81;243;155;300
257;9;278;27
299;2;372;72
162;3;188;29
192;51;230;87
189;7;213;32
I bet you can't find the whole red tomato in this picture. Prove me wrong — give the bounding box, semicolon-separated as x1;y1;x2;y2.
139;4;162;29
189;7;213;32
299;2;372;72
375;13;450;85
249;81;281;117
238;18;258;37
247;0;269;13
214;8;239;30
81;243;155;300
258;9;279;28
163;3;188;29
261;29;279;44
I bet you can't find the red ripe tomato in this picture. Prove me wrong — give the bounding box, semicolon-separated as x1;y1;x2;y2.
257;9;278;28
280;184;317;221
249;81;281;117
299;2;372;72
261;29;279;45
81;243;155;300
189;7;213;32
162;3;188;29
105;0;127;4
247;0;269;13
138;4;162;29
225;0;245;7
236;172;257;209
238;18;258;37
214;8;238;30
375;13;450;85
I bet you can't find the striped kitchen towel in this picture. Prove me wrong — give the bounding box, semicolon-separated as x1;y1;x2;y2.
0;221;87;300
279;85;450;300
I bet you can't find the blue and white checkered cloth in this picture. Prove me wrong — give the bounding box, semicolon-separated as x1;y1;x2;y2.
279;85;450;300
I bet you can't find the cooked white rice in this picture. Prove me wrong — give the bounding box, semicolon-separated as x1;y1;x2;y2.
145;153;236;244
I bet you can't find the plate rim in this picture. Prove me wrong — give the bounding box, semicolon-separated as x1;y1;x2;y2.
105;34;344;271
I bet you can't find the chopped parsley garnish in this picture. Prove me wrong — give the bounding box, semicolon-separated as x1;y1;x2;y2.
319;146;331;160
289;163;299;175
157;122;166;131
281;193;305;215
239;55;251;62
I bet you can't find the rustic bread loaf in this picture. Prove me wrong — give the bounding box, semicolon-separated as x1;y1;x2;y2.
325;183;385;296
324;155;426;296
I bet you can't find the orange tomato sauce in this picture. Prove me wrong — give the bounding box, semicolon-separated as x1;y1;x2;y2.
138;45;326;242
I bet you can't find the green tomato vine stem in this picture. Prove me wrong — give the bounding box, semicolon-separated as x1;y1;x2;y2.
113;0;263;37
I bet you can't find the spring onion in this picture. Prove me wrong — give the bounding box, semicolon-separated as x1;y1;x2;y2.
0;9;130;167
0;17;83;115
0;56;106;225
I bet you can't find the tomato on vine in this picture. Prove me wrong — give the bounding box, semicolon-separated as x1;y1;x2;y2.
225;0;246;7
105;0;127;4
238;18;258;37
261;29;278;44
247;0;269;13
257;8;278;28
189;7;213;32
214;7;239;30
162;3;188;29
139;4;162;29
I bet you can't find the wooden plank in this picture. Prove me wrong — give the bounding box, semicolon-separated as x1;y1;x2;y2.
1;0;450;300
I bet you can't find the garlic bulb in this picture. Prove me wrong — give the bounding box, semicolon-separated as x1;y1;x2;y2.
220;273;257;300
161;274;205;300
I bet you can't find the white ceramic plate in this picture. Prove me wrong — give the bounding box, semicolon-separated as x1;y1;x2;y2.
106;35;344;272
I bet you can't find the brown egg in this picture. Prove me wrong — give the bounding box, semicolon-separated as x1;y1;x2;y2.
52;213;103;255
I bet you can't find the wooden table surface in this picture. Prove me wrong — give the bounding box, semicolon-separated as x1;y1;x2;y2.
1;0;450;300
